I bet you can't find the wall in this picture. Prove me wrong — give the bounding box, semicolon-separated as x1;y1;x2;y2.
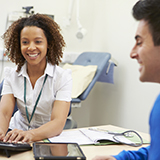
0;0;159;133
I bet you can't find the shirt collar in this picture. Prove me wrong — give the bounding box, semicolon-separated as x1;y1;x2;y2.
44;62;54;77
18;62;55;78
18;62;28;77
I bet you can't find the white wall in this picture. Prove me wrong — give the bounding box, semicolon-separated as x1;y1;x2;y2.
0;0;160;133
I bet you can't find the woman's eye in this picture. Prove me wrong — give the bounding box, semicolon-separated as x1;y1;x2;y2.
22;41;28;45
36;41;42;44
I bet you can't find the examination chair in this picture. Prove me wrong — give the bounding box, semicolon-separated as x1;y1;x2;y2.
0;80;77;130
71;51;111;105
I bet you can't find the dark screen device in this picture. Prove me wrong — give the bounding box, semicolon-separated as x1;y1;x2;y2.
33;142;86;160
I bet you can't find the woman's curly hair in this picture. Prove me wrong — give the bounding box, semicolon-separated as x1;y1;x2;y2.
2;13;66;72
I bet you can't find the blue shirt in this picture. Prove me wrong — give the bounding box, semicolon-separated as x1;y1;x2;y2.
113;93;160;160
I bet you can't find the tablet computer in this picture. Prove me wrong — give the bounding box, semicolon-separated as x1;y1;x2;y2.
33;142;86;160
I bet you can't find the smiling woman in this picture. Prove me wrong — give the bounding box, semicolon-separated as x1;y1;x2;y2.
0;14;72;143
20;26;48;61
20;26;48;85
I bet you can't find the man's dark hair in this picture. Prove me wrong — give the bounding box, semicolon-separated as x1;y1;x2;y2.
132;0;160;46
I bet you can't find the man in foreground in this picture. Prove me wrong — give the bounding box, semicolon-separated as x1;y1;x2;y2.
92;0;160;159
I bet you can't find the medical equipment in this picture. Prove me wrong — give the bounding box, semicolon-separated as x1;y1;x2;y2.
63;0;87;40
89;127;143;147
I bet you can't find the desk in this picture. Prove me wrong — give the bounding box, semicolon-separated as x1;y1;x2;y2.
0;125;150;160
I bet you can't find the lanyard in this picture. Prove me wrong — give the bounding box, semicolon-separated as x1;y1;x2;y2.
24;74;48;126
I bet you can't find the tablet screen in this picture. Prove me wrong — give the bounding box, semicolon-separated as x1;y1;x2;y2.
33;142;86;160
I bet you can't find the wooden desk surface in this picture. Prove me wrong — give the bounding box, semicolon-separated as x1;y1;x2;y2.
0;125;150;160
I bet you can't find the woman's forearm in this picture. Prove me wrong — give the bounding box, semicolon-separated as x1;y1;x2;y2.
0;112;10;135
28;118;66;142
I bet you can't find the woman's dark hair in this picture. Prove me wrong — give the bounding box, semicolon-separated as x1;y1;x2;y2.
132;0;160;46
2;13;66;72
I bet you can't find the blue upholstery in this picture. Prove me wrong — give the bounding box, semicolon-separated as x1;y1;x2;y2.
71;52;111;103
0;80;3;99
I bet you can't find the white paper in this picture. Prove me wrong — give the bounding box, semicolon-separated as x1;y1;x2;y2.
48;128;133;145
49;130;94;145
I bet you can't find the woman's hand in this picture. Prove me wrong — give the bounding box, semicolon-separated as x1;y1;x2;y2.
92;156;116;160
0;132;5;141
3;129;35;143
